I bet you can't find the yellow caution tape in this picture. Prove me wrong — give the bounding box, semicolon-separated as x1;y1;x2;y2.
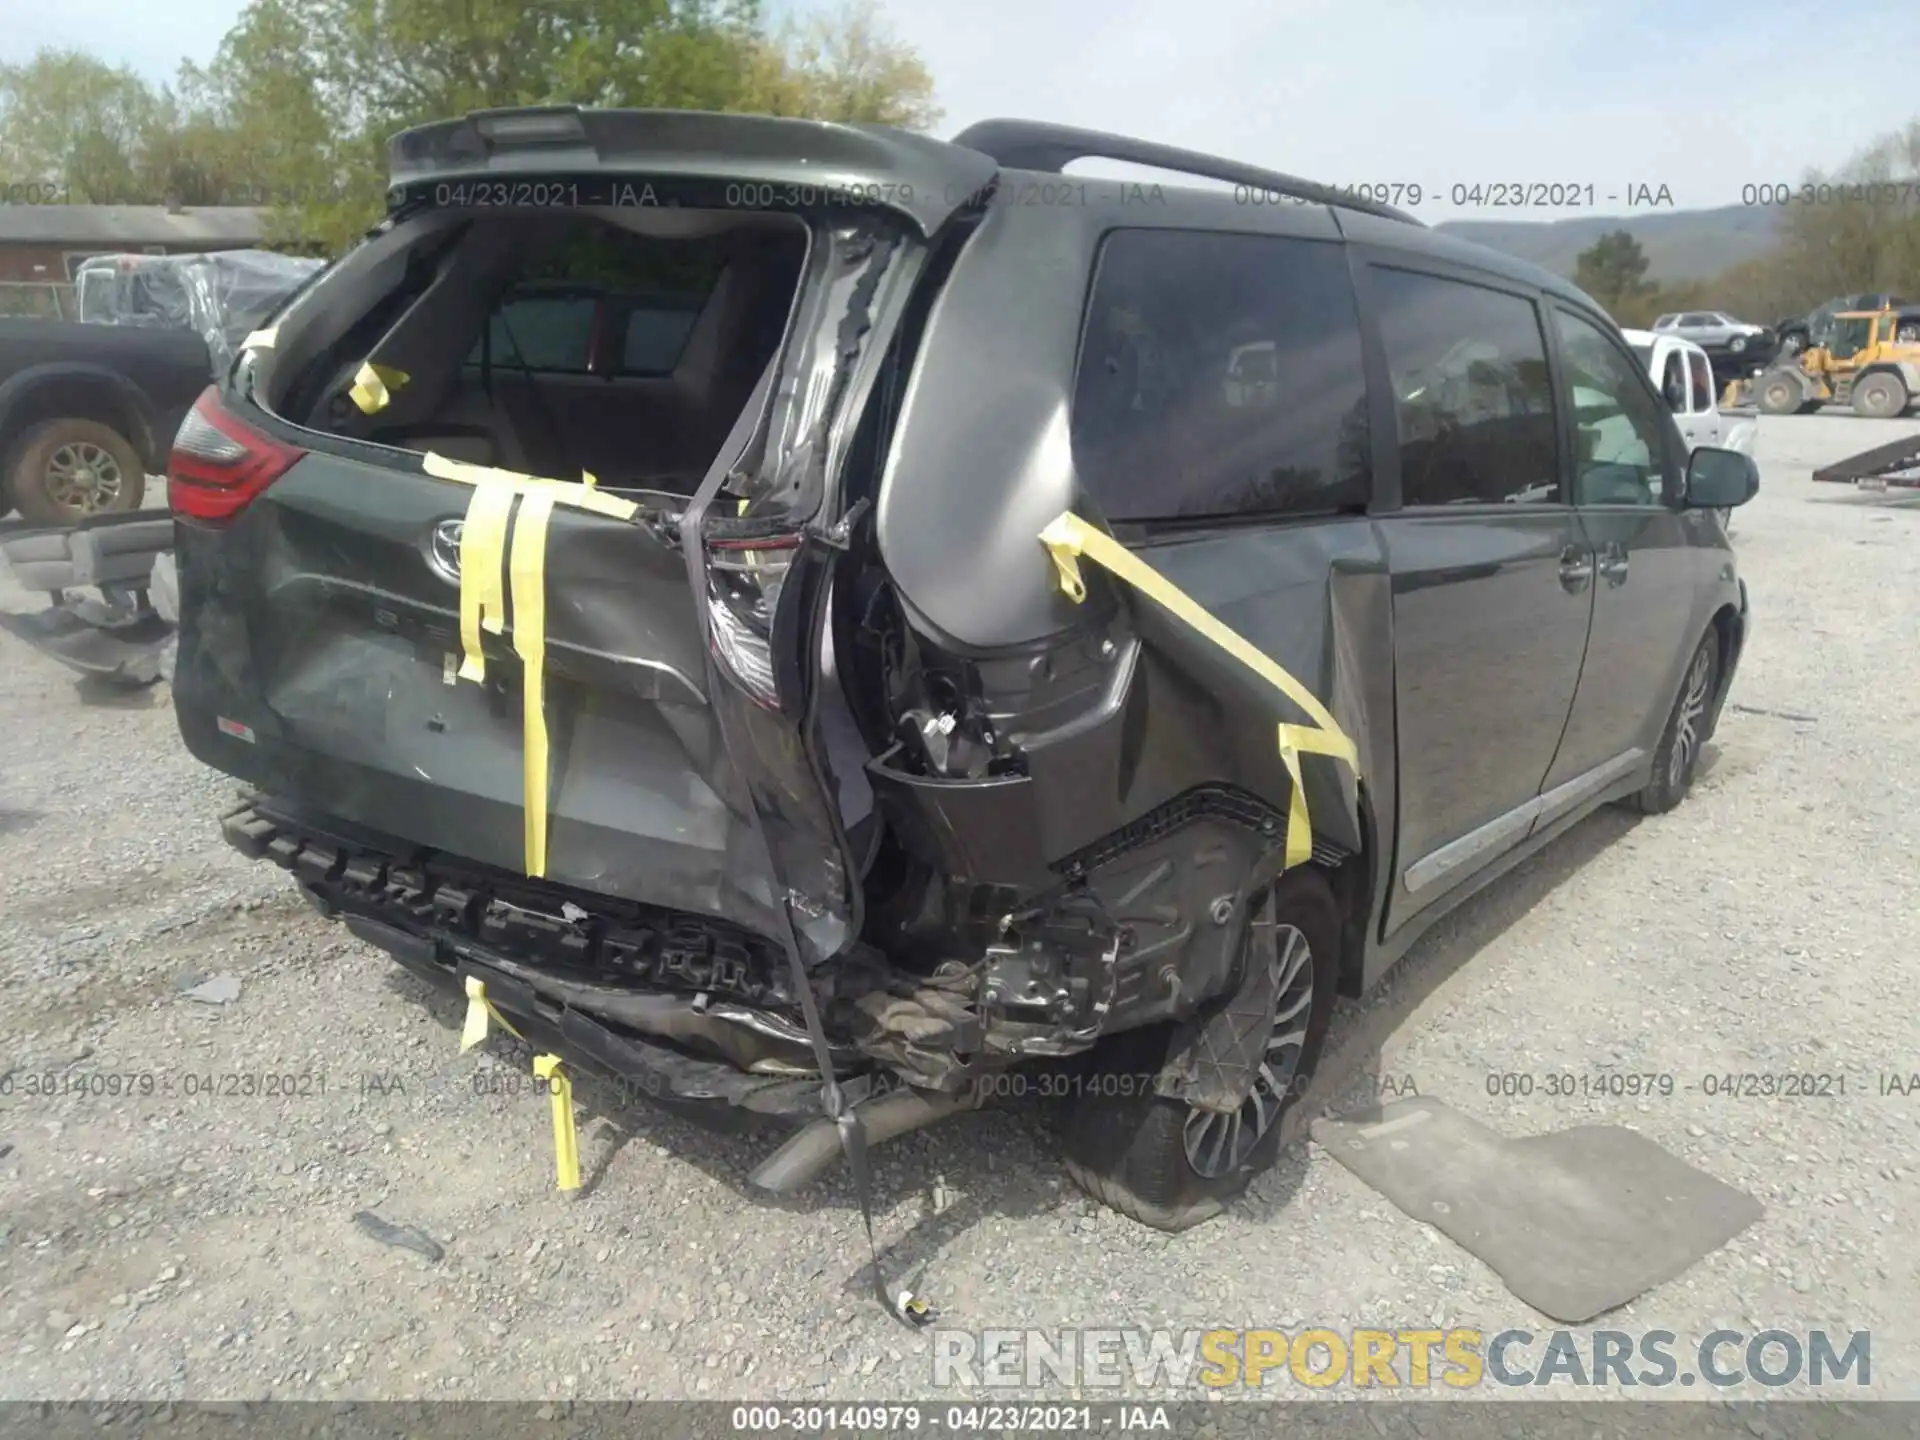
240;326;277;351
419;452;641;877
422;453;638;522
509;489;556;878
1037;511;1360;870
532;1054;582;1191
348;361;410;415
459;976;523;1052
455;481;514;684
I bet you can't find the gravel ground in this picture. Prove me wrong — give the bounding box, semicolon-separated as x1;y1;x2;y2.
1;415;1917;1408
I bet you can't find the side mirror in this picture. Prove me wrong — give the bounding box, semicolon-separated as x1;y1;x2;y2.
1684;446;1759;509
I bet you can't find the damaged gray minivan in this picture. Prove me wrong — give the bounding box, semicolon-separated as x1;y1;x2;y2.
171;109;1757;1230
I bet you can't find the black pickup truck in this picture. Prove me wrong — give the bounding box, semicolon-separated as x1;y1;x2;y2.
0;318;211;523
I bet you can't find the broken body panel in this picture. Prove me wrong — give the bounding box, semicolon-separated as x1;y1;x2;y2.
174;121;1377;1121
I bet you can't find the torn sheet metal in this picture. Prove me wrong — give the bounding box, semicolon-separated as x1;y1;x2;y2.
1039;510;1361;869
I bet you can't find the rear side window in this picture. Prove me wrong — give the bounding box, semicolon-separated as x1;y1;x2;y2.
616;301;702;377
1070;229;1372;522
486;293;596;373
467;220;729;376
1687;349;1714;412
1370;267;1559;506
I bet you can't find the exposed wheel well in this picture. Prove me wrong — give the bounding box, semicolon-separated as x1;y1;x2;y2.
1328;781;1380;999
1703;603;1742;739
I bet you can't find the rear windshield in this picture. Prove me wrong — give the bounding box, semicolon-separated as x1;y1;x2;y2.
251;205;819;504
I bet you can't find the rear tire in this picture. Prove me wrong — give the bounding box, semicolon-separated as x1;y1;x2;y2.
8;418;145;523
1062;864;1339;1231
1852;373;1908;419
1626;633;1718;816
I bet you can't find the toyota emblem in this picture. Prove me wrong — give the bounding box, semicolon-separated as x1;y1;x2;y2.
426;517;464;584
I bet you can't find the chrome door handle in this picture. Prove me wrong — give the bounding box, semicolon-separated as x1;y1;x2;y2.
1598;544;1629;584
1558;547;1594;591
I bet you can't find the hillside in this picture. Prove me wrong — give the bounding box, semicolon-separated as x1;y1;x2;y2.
1434;204;1783;283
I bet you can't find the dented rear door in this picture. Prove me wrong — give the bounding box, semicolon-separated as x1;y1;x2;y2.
173;112;996;948
171;449;806;935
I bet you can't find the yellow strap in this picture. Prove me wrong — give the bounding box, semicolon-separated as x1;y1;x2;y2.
459;976;523;1052
422;451;639;875
1038;511;1360;869
348;361;410;415
456;482;515;683
422;452;638;522
532;1054;582;1191
510;490;556;878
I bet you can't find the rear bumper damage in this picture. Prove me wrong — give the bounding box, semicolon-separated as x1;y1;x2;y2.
220;797;996;1138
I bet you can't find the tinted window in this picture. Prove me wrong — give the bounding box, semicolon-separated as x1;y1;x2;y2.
1687;349;1715;412
1070;229;1371;522
1552;308;1671;507
1370;267;1559;505
487;293;596;372
617;301;702;376
1659;352;1688;413
465;219;730;374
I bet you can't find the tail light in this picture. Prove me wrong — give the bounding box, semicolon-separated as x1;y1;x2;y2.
168;388;303;523
705;533;802;709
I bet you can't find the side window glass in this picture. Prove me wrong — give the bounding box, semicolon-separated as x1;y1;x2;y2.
617;302;702;377
1687;350;1715;413
1660;353;1688;414
1370;267;1559;505
465;293;597;373
1552;309;1671;508
1069;229;1372;522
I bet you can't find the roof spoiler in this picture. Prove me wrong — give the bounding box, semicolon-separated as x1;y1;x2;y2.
951;118;1424;226
385;107;998;236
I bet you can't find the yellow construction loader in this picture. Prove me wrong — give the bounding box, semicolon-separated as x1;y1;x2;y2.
1733;307;1920;417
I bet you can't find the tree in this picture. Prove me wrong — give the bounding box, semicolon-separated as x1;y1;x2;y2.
0;51;163;203
2;2;940;255
736;0;939;128
1573;230;1657;314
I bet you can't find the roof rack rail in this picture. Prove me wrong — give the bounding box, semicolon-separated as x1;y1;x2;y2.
950;118;1423;227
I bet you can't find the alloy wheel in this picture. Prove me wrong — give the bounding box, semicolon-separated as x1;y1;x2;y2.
44;442;125;514
1668;645;1714;788
1181;909;1314;1180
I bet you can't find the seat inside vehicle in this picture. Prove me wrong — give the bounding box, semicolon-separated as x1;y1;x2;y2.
258;207;809;497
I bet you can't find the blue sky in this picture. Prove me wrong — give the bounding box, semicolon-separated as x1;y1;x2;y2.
8;0;1920;220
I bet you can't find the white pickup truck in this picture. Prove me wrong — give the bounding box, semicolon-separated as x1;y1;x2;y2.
1622;326;1756;458
1623;326;1754;528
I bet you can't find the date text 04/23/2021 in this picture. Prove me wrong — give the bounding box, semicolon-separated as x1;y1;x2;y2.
1234;182;1676;209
